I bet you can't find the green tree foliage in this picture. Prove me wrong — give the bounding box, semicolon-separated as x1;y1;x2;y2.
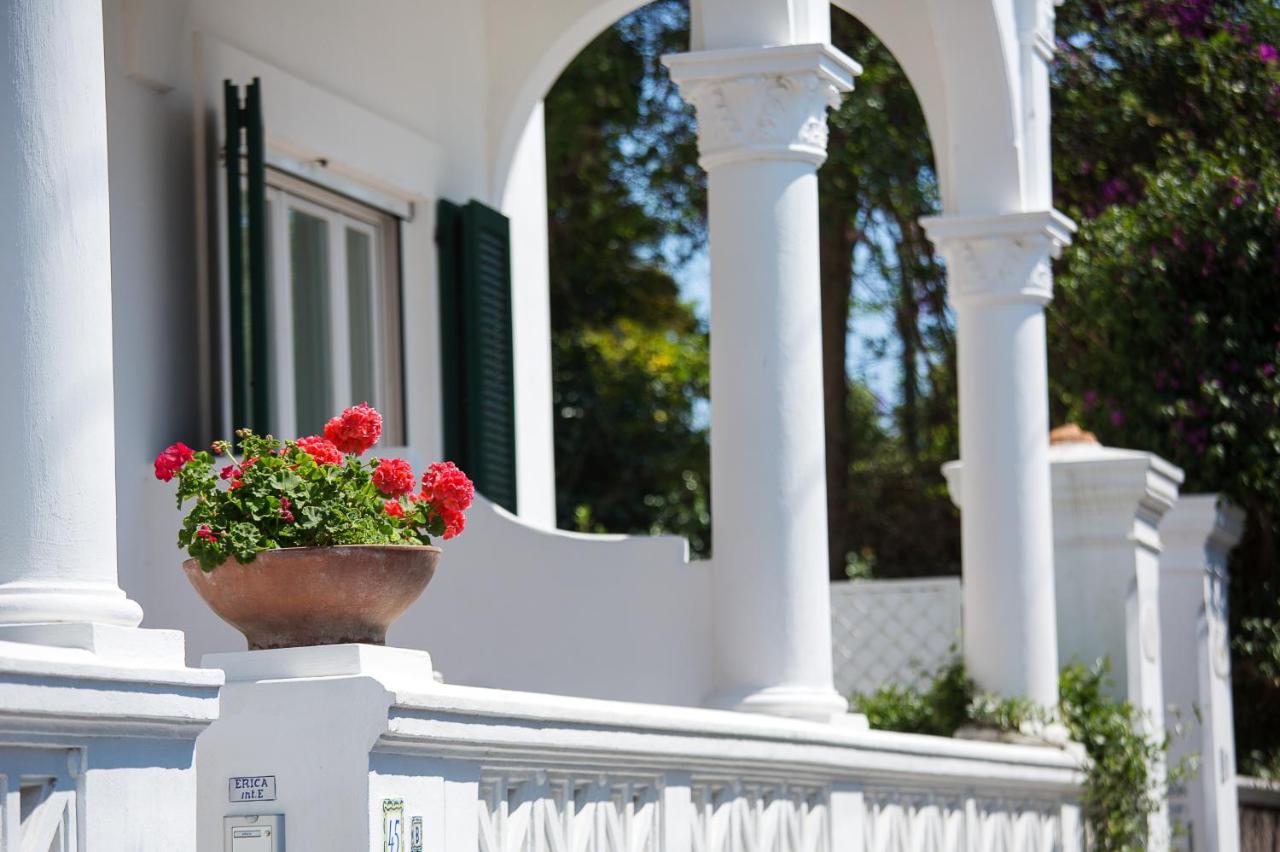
1049;0;1280;774
544;0;710;554
823;12;959;580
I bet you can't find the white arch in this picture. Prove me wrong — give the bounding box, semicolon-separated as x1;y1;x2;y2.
487;0;1027;215
485;0;662;204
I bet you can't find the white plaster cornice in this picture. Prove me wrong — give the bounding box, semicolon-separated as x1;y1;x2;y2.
1047;443;1184;553
921;210;1077;308
663;43;861;169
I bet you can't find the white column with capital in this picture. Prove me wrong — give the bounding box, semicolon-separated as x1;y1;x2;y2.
927;211;1075;708
1160;495;1244;852
664;44;859;720
0;3;219;847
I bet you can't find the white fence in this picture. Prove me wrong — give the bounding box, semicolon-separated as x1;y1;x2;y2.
831;578;962;698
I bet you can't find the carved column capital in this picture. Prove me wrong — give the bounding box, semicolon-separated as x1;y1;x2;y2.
921;210;1076;308
664;43;860;169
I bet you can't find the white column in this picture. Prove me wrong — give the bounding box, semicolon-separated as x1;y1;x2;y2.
0;0;143;628
1047;432;1183;851
1160;495;1244;852
926;211;1075;707
0;12;219;849
664;44;859;720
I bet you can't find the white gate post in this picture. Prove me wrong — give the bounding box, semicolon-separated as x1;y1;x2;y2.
1160;495;1244;852
664;41;859;721
1047;429;1183;851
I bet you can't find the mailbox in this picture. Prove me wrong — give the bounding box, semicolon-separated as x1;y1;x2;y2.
225;814;284;852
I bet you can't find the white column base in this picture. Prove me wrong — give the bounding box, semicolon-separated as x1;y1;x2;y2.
709;683;854;723
0;580;143;628
0;621;184;668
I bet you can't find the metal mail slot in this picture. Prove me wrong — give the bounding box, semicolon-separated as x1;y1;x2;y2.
225;814;284;851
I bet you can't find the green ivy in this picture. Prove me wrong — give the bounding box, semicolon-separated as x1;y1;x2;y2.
853;659;1172;851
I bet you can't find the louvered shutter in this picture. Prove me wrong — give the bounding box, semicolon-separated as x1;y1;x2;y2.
224;77;270;432
436;199;518;513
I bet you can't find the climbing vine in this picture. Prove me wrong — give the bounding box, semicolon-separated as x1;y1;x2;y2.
853;659;1173;851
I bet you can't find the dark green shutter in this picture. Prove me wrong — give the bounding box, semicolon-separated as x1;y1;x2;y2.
436;199;518;513
224;78;270;433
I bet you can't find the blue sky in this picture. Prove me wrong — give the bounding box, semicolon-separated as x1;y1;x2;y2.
673;245;902;425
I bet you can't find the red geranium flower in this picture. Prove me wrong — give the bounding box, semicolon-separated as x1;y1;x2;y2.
323;403;382;455
154;442;195;482
383;499;406;518
196;524;219;543
420;461;474;513
439;505;466;540
372;458;415;496
296;435;343;466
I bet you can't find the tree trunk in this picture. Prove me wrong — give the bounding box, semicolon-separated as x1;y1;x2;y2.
819;190;858;581
894;216;922;461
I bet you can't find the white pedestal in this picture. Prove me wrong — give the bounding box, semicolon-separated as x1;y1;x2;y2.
196;645;449;852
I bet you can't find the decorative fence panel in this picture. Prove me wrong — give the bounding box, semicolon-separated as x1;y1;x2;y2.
831;578;962;698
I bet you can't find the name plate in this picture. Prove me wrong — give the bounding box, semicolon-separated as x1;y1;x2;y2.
228;775;277;802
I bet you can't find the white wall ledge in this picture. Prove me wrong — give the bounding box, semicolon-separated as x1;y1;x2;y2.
381;681;1083;792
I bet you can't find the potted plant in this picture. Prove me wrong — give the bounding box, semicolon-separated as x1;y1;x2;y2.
154;403;474;650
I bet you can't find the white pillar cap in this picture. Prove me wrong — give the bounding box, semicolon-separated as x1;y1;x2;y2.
663;44;861;169
920;210;1077;307
1160;494;1245;575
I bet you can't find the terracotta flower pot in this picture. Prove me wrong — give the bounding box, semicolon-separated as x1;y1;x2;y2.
183;545;440;650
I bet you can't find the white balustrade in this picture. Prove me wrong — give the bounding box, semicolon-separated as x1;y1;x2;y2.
195;645;1084;852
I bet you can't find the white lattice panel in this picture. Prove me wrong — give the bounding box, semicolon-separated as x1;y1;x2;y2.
831;578;962;698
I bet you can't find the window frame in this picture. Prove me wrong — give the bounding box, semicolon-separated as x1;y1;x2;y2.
261;167;405;442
